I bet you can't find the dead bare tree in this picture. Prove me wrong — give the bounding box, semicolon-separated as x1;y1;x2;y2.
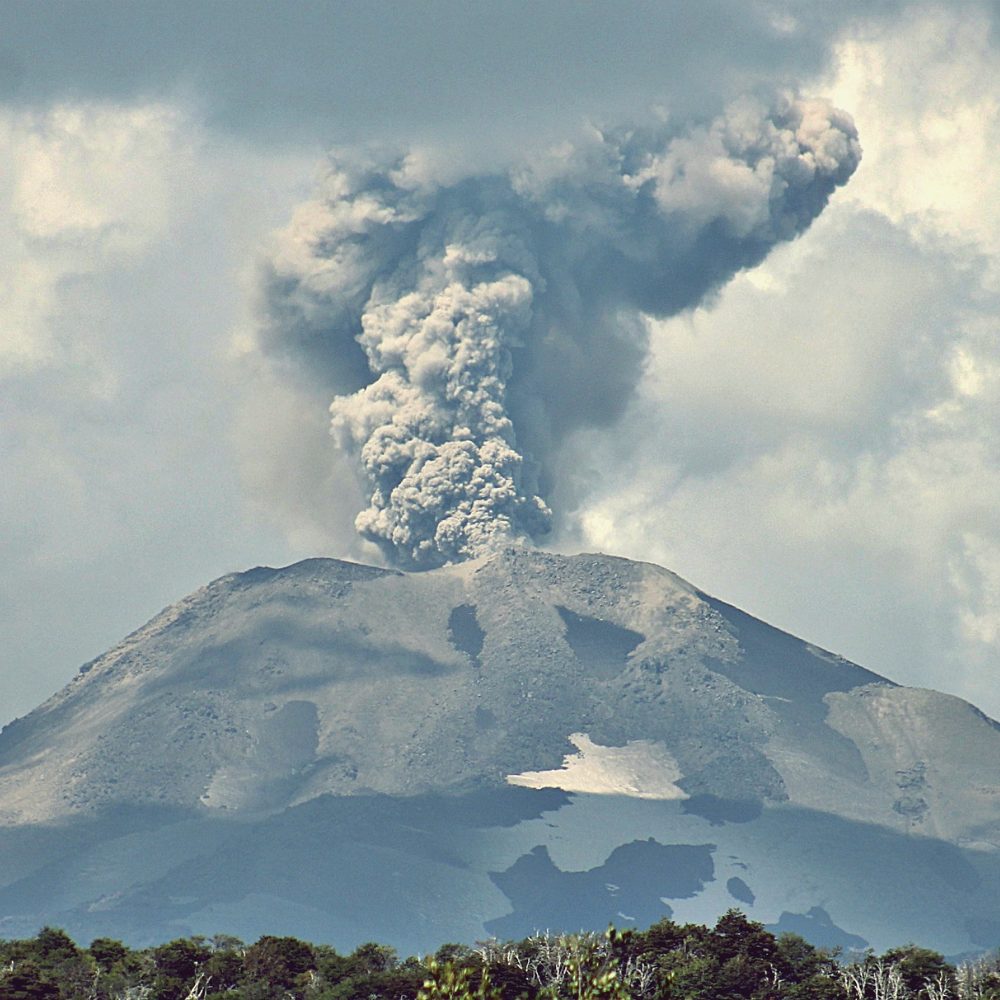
924;970;952;1000
840;959;907;1000
955;954;1000;1000
113;987;152;1000
184;974;211;1000
475;931;655;1000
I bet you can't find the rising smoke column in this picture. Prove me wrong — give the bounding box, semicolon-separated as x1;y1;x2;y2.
263;94;861;569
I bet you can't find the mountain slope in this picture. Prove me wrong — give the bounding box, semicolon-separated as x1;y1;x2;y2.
2;549;1000;953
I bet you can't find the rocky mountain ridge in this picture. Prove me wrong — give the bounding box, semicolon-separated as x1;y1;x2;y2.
2;549;1000;954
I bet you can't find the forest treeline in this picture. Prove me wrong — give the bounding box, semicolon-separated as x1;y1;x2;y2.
3;911;1000;1000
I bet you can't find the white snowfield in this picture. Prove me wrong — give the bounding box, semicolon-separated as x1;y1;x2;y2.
2;547;1000;954
507;733;688;800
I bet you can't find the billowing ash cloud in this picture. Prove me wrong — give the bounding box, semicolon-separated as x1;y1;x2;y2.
262;94;861;569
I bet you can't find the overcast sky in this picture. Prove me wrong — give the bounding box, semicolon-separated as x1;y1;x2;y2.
3;1;1000;726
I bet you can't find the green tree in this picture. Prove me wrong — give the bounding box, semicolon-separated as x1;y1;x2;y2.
243;935;316;998
880;946;955;999
89;937;129;972
709;911;779;967
33;928;78;965
152;937;211;1000
0;960;61;1000
418;960;502;1000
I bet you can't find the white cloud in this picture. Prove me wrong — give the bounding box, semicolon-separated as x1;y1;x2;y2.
9;104;182;245
830;6;1000;272
0;99;331;723
0;103;190;377
570;5;1000;717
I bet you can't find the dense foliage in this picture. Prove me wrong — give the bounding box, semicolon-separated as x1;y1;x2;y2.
2;912;1000;1000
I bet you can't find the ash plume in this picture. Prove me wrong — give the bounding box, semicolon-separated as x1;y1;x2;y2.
262;94;861;569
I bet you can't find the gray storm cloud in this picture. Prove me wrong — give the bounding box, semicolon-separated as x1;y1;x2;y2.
262;94;861;569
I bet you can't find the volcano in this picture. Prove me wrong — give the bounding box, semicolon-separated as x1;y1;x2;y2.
2;548;1000;955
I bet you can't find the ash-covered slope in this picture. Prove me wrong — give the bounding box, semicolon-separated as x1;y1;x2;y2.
3;549;1000;954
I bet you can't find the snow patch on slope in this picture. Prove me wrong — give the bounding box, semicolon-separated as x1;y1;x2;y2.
507;733;687;800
